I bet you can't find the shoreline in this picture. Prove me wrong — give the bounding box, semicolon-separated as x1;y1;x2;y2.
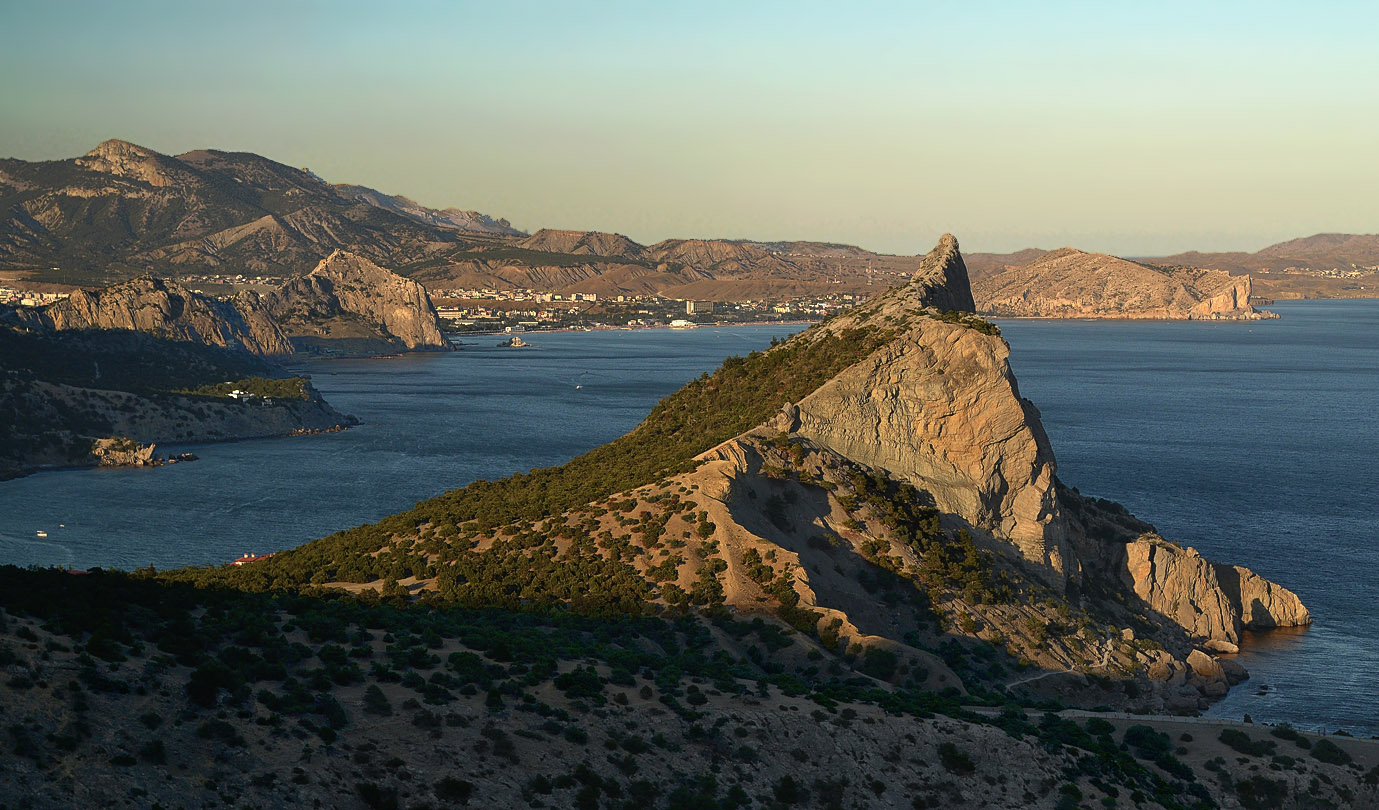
444;319;817;338
1;421;356;484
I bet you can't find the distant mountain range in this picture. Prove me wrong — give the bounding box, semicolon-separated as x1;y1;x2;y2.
2;140;1375;301
0;139;522;284
1146;233;1379;274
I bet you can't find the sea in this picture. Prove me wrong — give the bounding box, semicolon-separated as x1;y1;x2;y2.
1;301;1374;735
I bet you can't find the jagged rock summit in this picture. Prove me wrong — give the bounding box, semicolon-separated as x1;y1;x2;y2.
265;250;452;354
790;234;1071;575
14;275;293;356
909;232;977;312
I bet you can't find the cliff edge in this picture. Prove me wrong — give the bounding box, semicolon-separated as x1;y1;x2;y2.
15;276;293;356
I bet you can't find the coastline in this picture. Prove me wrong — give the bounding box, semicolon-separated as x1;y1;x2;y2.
445;319;817;339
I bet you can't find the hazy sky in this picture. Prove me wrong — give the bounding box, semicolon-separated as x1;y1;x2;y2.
2;1;1376;255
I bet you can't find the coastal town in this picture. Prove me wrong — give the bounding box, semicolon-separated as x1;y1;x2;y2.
429;288;872;331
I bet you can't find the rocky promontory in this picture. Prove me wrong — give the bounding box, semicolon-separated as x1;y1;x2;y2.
264;233;1310;716
265;250;453;355
972;247;1278;320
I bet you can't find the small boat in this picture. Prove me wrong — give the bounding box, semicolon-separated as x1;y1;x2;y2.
35;531;47;538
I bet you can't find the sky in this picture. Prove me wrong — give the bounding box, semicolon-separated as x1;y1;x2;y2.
2;0;1376;256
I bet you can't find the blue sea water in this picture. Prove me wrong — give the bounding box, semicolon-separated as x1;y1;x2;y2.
0;325;803;571
998;300;1379;735
1;301;1375;733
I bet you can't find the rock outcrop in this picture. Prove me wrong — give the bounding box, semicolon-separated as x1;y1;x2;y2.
89;436;157;468
757;235;1306;684
17;276;293;356
785;236;1070;576
1188;274;1265;319
909;233;977;312
265;251;452;354
972;247;1278;320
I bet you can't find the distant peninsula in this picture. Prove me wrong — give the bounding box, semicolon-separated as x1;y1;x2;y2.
971;248;1277;320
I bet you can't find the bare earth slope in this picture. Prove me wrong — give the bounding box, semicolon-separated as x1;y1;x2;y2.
972;247;1277;320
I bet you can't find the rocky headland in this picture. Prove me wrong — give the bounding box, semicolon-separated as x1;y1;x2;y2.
264;250;453;355
972;247;1278;320
250;234;1308;714
0;376;354;480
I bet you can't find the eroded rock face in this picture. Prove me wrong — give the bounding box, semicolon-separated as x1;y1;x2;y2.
89;437;157;468
781;234;1307;649
22;276;293;356
793;318;1071;576
910;233;977;313
265;250;451;352
788;235;1071;576
1121;536;1310;644
1216;562;1313;631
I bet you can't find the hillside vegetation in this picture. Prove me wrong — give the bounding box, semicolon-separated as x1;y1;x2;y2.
197;323;896;590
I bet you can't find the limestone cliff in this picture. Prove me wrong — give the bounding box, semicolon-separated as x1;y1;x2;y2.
741;234;1307;699
909;233;977;312
1188;274;1261;319
17;276;293;356
1116;536;1312;645
265;250;452;354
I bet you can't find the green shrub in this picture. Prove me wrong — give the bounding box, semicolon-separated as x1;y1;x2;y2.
1219;728;1276;757
1310;738;1352;766
938;741;975;775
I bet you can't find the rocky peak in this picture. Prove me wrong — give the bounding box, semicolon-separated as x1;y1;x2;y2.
83;138;160;160
265;251;452;353
781;236;1072;577
76;139;182;187
909;233;977;312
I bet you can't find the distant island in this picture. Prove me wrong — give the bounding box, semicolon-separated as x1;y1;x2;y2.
5;234;1367;810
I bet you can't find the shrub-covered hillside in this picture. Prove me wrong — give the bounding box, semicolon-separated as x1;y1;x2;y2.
201;323;896;590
